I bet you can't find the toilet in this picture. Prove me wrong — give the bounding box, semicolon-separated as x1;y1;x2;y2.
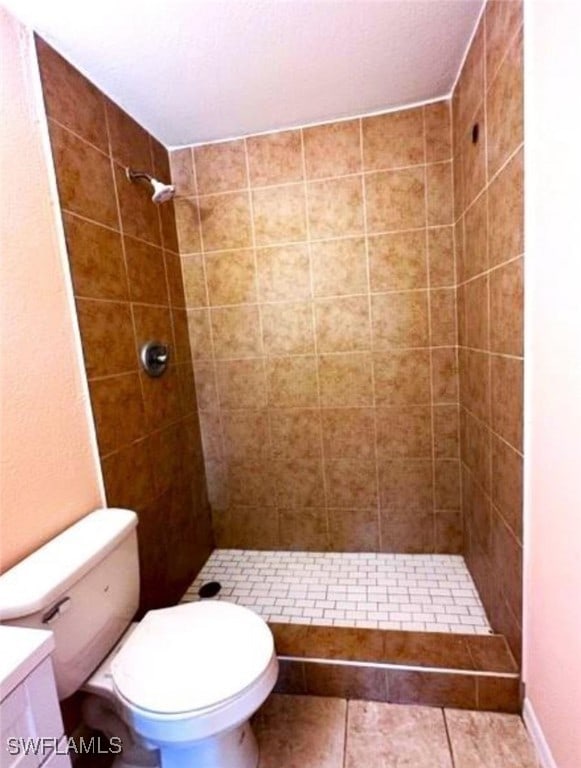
0;508;278;768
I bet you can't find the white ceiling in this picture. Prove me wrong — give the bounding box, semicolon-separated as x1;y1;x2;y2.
5;0;484;147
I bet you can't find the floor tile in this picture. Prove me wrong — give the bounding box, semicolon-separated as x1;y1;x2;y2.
445;709;538;767
254;693;346;768
346;700;453;767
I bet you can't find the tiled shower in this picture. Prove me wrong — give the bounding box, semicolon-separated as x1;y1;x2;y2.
35;0;523;704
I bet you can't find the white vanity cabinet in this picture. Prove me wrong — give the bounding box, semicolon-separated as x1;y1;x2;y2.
1;627;71;768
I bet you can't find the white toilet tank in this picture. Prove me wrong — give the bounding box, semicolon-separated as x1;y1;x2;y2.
0;509;139;700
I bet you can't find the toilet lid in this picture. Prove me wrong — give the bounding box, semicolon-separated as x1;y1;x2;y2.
110;601;274;715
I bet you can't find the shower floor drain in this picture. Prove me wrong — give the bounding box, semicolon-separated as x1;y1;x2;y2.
198;581;222;599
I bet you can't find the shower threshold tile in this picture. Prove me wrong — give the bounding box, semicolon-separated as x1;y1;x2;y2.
180;550;493;635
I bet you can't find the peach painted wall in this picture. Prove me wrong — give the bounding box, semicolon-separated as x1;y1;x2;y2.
523;1;581;765
0;8;103;573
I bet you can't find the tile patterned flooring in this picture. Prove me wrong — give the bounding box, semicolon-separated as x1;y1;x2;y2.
183;549;493;634
254;694;539;768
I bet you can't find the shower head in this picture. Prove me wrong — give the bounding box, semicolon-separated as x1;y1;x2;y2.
126;168;175;204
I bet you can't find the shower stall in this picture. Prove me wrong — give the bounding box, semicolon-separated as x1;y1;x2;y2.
36;0;523;713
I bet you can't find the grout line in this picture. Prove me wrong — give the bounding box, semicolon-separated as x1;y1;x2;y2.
342;696;350;768
193;145;228;498
243;134;281;542
276;657;517;678
422;106;439;553
359;116;383;552
299;125;331;546
443;708;458;768
453;140;524;228
175;159;453;199
177;223;455;258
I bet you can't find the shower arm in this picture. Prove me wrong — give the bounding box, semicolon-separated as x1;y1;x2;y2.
125;168;153;184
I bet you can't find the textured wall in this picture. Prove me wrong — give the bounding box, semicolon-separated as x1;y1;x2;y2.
452;0;524;663
171;103;461;553
36;38;213;612
0;9;103;573
524;0;581;762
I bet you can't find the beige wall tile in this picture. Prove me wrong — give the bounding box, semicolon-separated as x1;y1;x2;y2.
325;459;378;508
488;148;524;267
311;237;368;297
169;148;196;196
279;508;329;550
424;102;452;162
205;249;257;306
221;409;271;461
270;409;322;460
303;119;361;179
253;183;307;245
274;459;325;507
329;509;379;551
181;254;207;307
462;192;488;280
215;359;267;409
372;291;430;349
362;108;425;170
376;406;433;458
373;350;431;406
187;309;213;360
210;305;262;358
268;356;319;407
432;348;459;404
247;130;303;186
485;0;524;84
262;301;315;355
315;296;371;352
486;30;524;178
378;459;433;511
194;139;247;194
428;227;455;288
321;408;376;460
198;191;252;251
307;176;364;238
427;162;454;226
365;167;426;232
174;198;202;253
318;353;373;406
369;231;427;292
256;244;311;301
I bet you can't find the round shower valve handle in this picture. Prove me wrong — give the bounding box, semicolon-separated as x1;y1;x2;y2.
141;340;169;378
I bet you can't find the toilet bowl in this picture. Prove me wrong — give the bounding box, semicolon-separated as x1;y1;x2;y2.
85;600;278;768
0;509;278;768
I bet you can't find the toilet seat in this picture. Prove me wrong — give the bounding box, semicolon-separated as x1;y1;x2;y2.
110;601;275;716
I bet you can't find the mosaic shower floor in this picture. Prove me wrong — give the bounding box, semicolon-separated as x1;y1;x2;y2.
182;550;492;634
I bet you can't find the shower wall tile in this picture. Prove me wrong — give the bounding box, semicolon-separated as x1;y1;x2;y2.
194;139;247;194
37;37;213;614
105;97;152;171
62;213;128;301
36;37;108;152
171;101;459;555
303;119;361;179
362;108;425;170
453;2;524;663
48;121;118;228
247;130;303;186
182;254;208;307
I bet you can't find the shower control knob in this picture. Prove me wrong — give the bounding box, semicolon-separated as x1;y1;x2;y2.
140;340;169;378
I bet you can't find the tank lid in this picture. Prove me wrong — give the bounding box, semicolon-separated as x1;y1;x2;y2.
0;509;137;621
